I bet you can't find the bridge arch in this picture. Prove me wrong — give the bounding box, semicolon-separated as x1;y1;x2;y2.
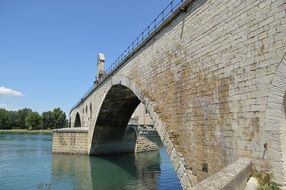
121;125;138;153
90;84;140;155
74;112;82;128
265;55;286;185
88;75;194;188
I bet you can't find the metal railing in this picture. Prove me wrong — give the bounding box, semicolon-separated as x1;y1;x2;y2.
70;0;185;113
104;0;184;76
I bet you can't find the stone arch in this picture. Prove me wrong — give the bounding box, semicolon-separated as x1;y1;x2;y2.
88;75;193;188
90;102;93;119
121;126;138;153
265;55;286;186
90;84;140;155
125;125;138;138
74;112;82;128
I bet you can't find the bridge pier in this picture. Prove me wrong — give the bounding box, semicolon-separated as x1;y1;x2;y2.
52;128;89;155
52;125;158;155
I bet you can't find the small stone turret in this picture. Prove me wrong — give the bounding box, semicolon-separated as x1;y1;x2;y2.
96;53;105;82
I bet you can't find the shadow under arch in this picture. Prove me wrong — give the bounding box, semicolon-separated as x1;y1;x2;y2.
89;75;193;188
74;112;82;128
90;84;140;155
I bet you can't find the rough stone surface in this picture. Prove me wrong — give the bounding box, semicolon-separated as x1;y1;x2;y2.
67;0;286;188
191;158;252;190
136;136;159;153
52;128;88;154
138;125;161;144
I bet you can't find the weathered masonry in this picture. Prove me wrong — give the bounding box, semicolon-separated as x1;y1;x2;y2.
53;0;286;189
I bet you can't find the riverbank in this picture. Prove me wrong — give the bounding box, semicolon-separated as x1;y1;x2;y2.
0;129;52;134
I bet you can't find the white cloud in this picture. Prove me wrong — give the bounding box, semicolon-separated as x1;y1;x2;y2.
0;86;23;97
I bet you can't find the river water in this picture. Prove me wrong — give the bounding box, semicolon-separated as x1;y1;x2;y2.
0;134;182;190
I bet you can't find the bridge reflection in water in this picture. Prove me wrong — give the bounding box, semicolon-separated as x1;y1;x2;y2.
51;150;168;190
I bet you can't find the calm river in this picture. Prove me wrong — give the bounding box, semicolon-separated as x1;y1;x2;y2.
0;134;182;190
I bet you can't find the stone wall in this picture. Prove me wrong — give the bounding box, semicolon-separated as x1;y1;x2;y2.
52;128;88;154
69;0;286;188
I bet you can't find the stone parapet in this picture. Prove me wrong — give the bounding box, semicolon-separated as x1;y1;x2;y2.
191;158;252;190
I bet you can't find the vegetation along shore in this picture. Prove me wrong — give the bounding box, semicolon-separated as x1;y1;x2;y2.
0;107;67;130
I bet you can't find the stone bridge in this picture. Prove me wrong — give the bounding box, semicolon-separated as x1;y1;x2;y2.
53;0;286;189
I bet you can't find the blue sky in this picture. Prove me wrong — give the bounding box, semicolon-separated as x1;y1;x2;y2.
0;0;171;114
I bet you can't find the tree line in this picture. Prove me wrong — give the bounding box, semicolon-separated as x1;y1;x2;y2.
0;108;67;130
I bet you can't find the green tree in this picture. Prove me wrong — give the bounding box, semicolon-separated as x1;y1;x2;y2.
51;108;66;129
25;112;42;130
7;111;18;129
16;108;32;129
42;111;53;129
0;109;10;129
0;107;66;130
0;109;18;129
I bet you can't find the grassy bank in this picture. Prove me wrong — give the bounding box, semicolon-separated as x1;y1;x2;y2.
0;129;53;134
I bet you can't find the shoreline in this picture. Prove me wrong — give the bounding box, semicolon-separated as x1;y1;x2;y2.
0;129;52;134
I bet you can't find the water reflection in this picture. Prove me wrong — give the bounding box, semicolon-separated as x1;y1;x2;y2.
52;151;161;190
0;134;181;190
51;154;93;190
